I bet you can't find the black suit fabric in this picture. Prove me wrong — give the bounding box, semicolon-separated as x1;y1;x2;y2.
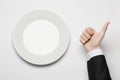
87;55;112;80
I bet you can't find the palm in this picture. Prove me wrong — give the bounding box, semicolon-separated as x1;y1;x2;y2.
84;33;104;50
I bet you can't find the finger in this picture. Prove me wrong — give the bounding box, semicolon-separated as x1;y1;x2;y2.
80;35;88;42
80;38;85;44
83;31;91;40
100;21;110;35
85;27;96;35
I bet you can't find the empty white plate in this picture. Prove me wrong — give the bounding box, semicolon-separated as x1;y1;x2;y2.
12;10;70;65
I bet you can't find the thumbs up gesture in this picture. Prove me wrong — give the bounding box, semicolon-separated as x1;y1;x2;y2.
80;22;110;51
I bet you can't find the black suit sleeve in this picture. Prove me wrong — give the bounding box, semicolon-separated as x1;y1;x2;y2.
87;55;112;80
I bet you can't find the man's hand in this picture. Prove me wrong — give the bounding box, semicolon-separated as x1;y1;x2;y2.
80;22;110;51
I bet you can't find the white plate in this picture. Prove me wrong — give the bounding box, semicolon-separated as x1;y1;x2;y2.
12;10;70;65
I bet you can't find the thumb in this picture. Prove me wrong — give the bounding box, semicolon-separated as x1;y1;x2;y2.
100;21;110;35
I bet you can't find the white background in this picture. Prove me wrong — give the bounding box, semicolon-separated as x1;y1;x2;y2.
0;0;120;80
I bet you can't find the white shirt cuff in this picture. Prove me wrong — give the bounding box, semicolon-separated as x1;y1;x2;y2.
87;48;104;61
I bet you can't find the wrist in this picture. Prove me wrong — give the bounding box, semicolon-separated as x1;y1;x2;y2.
88;46;101;52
